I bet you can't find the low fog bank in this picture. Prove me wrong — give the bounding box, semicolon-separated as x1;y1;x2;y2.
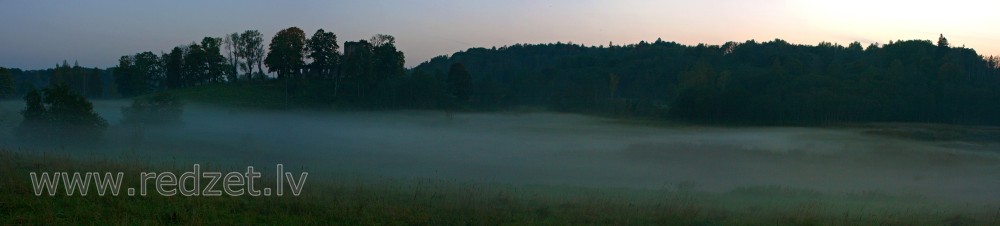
3;100;1000;203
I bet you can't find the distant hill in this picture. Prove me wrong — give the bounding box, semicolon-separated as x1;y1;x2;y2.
414;37;1000;125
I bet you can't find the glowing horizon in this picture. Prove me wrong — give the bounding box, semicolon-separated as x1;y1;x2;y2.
0;0;997;70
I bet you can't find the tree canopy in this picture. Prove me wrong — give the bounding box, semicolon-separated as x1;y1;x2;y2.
415;36;1000;125
307;29;340;79
265;27;307;79
15;84;108;143
36;28;1000;126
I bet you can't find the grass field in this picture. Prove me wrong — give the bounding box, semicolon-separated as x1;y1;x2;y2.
5;98;1000;225
2;149;998;225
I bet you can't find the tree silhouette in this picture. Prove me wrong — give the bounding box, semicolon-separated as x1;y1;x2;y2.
164;47;185;89
306;29;340;79
265;27;307;79
371;34;406;82
937;34;950;48
223;33;242;82
238;30;265;80
15;84;108;143
114;52;162;97
341;40;375;97
199;37;228;83
182;43;207;87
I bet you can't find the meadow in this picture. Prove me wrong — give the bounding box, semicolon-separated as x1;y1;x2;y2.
2;100;1000;225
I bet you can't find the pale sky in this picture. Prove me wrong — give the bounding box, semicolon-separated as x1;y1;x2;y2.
1;0;998;70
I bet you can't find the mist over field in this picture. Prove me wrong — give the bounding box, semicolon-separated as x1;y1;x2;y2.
3;100;999;203
7;0;1000;223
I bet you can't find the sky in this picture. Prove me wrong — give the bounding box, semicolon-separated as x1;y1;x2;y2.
1;0;998;70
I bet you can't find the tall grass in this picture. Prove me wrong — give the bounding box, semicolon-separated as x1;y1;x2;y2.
1;149;998;225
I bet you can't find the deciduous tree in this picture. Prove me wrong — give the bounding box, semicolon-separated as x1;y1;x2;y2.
265;27;307;79
238;30;265;80
306;29;340;79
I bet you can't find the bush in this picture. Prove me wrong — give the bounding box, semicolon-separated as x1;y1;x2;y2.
15;84;108;143
121;92;184;125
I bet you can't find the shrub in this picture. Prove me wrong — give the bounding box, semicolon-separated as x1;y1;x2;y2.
121;92;184;125
15;84;108;143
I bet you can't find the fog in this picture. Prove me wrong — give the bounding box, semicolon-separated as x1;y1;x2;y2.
3;100;1000;203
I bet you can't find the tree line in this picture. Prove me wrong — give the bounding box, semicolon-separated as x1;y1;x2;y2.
7;26;413;144
0;63;108;100
414;35;1000;125
112;27;407;107
0;67;14;99
6;32;1000;126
